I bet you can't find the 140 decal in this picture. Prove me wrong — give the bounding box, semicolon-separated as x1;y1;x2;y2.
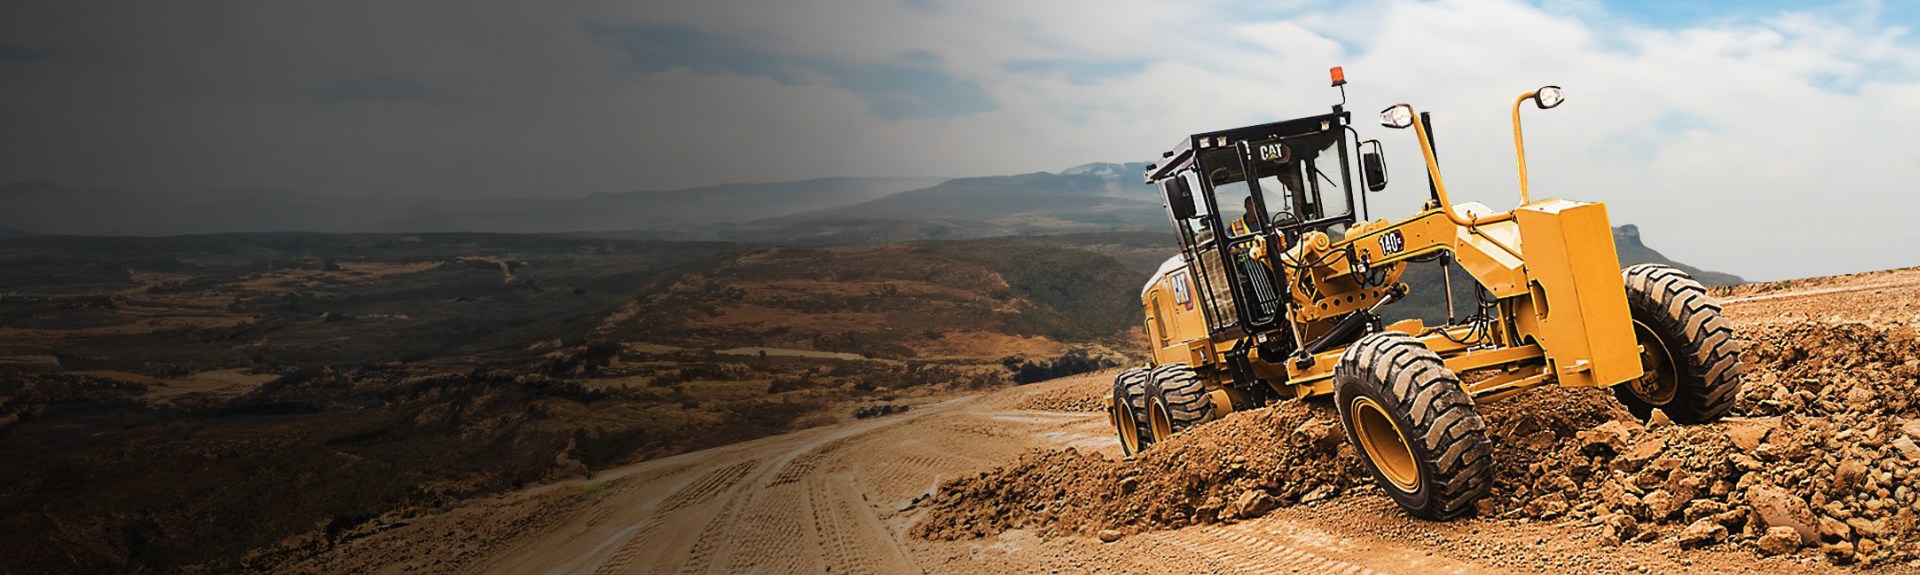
1378;230;1406;255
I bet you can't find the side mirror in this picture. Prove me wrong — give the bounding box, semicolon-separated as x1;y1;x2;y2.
1360;139;1388;192
1164;175;1196;219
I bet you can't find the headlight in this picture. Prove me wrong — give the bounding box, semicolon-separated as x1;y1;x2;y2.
1379;104;1414;129
1535;86;1564;109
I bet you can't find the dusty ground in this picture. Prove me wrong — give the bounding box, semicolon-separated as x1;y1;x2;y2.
275;266;1920;574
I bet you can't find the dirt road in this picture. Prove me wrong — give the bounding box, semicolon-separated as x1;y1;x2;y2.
281;268;1920;575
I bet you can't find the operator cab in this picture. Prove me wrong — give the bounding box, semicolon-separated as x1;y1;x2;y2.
1144;111;1362;340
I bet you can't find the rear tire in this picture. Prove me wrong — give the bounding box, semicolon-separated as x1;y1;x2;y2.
1617;264;1744;424
1144;363;1215;444
1334;332;1494;520
1109;368;1152;456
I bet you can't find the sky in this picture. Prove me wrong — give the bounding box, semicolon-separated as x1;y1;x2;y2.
2;0;1919;281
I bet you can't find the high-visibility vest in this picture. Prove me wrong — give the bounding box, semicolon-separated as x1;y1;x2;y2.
1229;217;1251;237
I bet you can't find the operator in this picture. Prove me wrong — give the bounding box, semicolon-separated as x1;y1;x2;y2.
1231;196;1260;237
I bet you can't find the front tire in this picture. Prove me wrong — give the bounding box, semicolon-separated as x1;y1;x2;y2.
1334;332;1494;520
1617;264;1743;423
1144;363;1215;444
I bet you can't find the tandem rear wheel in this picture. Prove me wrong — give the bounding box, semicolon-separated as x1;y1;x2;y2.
1108;363;1217;454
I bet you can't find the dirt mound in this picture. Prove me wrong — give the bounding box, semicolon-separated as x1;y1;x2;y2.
1461;320;1920;566
911;400;1365;540
1015;385;1107;413
914;320;1920;566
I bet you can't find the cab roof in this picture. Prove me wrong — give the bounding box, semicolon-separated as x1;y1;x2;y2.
1142;110;1350;184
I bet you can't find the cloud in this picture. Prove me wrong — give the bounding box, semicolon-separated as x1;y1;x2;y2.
2;0;1919;279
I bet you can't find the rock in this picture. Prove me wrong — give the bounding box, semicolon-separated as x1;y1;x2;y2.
1896;436;1920;462
1642;490;1673;521
1712;508;1748;530
1648;409;1675;427
1894;507;1917;535
1293;419;1344;452
1617;436;1668;470
1845;387;1875;411
1598;514;1639;546
1473;498;1497;516
1747;484;1820;544
1837;461;1869;494
1900;419;1920;441
1847;517;1887;538
1198;496;1228;520
1860;537;1881;556
1236;490;1277;519
1528;493;1569;519
1299;484;1337;504
1823;540;1856;563
1579;421;1635;454
1677;518;1727;548
1820;515;1852;542
1664;471;1701;513
1757;526;1803;555
1098;529;1122;543
1684;499;1727;524
1518;429;1558;450
1600;480;1638;512
1118;476;1139;492
1725;419;1776;451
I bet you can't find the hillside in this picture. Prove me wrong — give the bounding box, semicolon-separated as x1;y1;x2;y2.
0;232;1147;574
1611;224;1744;285
358;177;945;233
597;240;1146;362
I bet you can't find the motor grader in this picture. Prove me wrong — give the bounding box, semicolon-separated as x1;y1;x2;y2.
1106;68;1744;519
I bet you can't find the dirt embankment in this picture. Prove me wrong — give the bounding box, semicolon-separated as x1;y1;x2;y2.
915;319;1920;567
912;399;1365;540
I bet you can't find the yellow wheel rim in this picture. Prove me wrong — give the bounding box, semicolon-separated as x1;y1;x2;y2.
1352;396;1421;493
1630;319;1679;406
1149;400;1174;442
1113;402;1141;453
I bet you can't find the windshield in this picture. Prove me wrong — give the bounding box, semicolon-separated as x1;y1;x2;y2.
1201;132;1353;239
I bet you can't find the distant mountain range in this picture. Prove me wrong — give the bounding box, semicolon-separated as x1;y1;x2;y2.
0;162;1743;283
0;177;941;236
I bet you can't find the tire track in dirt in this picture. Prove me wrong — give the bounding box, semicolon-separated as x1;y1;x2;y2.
651;494;739;575
573;404;933;574
1166;521;1483;575
806;473;921;575
1168;523;1382;575
712;484;815;575
656;460;757;513
769;436;854;486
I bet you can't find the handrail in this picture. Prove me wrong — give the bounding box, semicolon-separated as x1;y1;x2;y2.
1409;111;1514;228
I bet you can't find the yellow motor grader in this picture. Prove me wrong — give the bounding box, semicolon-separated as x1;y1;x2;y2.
1106;68;1744;519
